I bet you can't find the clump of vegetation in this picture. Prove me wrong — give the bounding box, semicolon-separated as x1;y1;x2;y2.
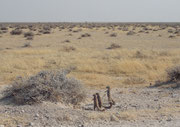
169;35;175;38
24;31;34;37
127;31;136;35
133;51;147;59
38;26;51;34
81;33;91;37
26;36;33;40
10;29;22;35
0;26;8;31
109;33;117;37
166;65;180;82
3;70;86;105
21;42;32;48
107;43;121;49
42;30;51;34
63;40;70;43
168;29;174;33
24;31;34;40
63;46;76;52
122;27;128;31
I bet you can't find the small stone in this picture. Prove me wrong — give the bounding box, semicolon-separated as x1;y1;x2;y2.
17;125;22;127
0;125;5;127
21;110;25;113
29;122;34;126
110;115;119;122
35;113;39;117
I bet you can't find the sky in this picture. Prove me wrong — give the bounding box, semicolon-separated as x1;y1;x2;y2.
0;0;180;22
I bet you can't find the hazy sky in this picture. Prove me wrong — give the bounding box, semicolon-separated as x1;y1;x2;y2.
0;0;180;22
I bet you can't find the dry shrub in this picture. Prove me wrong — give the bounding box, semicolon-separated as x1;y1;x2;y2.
133;51;148;59
138;30;145;33
122;27;128;31
21;42;32;48
43;26;51;31
3;70;86;105
63;40;70;43
81;33;91;37
127;31;136;35
63;46;76;52
169;35;175;38
168;29;174;33
24;32;34;40
24;31;34;37
72;29;82;33
104;31;109;34
109;33;117;37
10;29;22;35
107;43;121;49
26;36;33;40
43;30;51;34
38;26;51;34
166;65;180;82
0;26;8;31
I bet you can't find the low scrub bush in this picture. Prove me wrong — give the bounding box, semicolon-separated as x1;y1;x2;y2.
3;70;86;105
24;31;34;37
166;65;180;82
107;43;121;49
10;29;22;35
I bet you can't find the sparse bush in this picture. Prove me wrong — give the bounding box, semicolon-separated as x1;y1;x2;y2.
168;29;174;33
63;40;70;43
169;35;175;38
72;29;82;33
3;70;86;105
158;34;162;37
127;31;136;35
43;26;51;31
81;33;91;37
63;46;76;52
104;31;109;34
24;31;34;40
10;29;22;35
143;27;148;31
38;26;51;34
42;30;51;34
138;30;144;33
122;27;128;31
133;51;147;59
166;65;180;82
24;31;34;37
109;33;117;37
22;42;32;48
26;36;33;40
1;27;8;31
107;43;121;49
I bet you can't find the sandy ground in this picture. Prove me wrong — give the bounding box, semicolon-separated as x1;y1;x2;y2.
0;84;180;127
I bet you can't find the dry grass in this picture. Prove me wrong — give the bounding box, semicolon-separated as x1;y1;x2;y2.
0;24;180;88
0;114;27;127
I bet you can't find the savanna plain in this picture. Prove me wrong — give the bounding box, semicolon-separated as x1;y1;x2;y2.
0;23;180;127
